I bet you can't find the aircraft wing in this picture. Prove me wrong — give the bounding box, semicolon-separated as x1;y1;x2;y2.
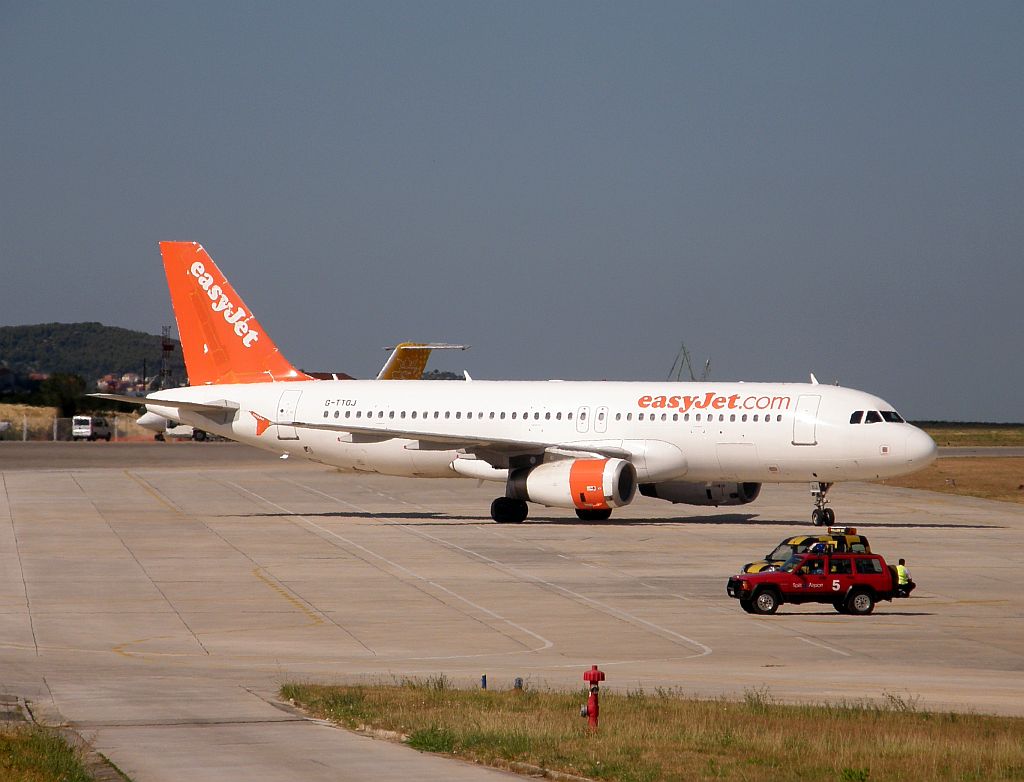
89;393;240;415
283;417;627;464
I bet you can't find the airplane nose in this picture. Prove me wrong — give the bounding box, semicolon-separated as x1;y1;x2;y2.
906;427;938;468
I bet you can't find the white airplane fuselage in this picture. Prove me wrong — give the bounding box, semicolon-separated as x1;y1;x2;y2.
110;241;937;525
146;378;936;484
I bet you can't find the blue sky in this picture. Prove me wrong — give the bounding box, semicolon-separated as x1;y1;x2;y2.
1;2;1021;420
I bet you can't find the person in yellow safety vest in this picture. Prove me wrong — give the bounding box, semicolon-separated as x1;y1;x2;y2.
895;558;915;597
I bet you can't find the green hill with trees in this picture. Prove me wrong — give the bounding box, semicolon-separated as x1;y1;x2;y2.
0;322;186;382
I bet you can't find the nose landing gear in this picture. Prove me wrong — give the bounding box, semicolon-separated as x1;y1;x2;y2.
810;481;835;526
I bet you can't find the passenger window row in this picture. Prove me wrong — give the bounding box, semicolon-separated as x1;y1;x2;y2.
319;409;785;424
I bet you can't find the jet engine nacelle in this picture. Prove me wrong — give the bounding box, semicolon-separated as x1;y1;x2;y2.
639;481;762;506
508;458;637;510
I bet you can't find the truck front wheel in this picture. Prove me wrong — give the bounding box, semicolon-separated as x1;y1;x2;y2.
846;590;875;615
752;589;780;615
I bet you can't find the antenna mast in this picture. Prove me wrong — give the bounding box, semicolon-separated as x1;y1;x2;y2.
668;342;711;382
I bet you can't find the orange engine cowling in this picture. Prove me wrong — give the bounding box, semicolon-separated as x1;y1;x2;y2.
508;458;637;510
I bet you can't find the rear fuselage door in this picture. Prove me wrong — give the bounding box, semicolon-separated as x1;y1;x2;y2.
276;389;302;440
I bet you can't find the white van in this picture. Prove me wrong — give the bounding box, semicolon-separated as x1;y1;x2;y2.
72;416;112;441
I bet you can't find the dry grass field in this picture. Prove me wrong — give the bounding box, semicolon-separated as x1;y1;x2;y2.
0;403;152;441
883;457;1024;504
921;425;1024;447
283;679;1024;782
0;403;61;440
0;725;92;782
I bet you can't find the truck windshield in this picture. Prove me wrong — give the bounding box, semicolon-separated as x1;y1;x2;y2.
768;543;798;561
780;556;805;573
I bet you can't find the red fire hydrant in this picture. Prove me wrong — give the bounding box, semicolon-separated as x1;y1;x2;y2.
580;664;605;730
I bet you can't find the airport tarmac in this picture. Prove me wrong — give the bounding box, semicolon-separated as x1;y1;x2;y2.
1;441;1022;781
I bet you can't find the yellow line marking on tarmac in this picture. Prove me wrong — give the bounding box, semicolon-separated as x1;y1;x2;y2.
112;637;192;660
252;567;325;626
124;470;182;514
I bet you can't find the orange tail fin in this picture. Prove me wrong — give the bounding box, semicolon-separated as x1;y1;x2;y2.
159;242;311;385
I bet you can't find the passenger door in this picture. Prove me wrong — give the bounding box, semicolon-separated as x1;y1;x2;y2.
276;389;302;440
792;394;821;445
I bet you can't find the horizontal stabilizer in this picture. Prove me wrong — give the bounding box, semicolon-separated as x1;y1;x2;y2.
90;393;239;415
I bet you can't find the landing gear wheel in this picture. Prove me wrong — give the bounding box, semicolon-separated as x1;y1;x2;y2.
575;508;612;521
490;497;528;524
810;482;834;526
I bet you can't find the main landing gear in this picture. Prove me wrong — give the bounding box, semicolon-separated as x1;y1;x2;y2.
490;498;615;523
810;481;835;526
491;497;528;523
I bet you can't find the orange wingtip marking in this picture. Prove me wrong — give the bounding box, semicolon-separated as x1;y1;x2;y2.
250;411;272;436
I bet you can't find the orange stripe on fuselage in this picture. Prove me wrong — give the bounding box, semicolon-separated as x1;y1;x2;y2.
569;459;609;510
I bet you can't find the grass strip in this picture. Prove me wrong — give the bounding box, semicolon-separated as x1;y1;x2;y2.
282;678;1024;782
881;456;1024;504
0;724;93;782
921;425;1024;448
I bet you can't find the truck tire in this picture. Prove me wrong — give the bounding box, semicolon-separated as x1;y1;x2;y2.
752;588;780;615
192;430;207;442
833;600;848;614
740;599;757;614
846;589;875;615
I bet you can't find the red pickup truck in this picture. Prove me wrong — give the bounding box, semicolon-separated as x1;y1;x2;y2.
727;551;901;615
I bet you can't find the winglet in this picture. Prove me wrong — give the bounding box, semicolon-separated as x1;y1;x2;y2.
160;242;312;385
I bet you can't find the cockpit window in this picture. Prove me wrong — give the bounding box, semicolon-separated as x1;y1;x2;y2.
850;411;864;424
864;410;882;423
880;411;905;423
